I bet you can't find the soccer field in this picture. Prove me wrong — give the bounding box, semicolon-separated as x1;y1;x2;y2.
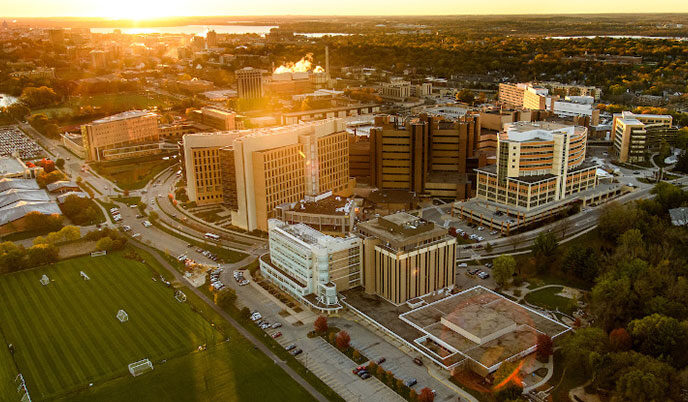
0;252;318;402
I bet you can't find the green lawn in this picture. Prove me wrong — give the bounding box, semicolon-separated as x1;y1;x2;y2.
34;92;177;124
92;157;176;190
524;286;576;315
0;252;316;402
0;334;18;400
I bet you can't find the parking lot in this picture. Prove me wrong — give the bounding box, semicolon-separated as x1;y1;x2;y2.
0;126;45;160
420;204;502;243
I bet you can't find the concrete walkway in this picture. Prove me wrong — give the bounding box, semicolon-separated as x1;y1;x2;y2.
131;240;329;402
523;354;554;392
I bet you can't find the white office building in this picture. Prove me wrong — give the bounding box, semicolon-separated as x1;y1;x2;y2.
259;219;362;312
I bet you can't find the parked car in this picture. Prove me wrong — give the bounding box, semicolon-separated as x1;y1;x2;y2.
285;344;296;351
360;372;371;380
458;263;468;268
271;323;282;329
376;357;386;364
404;378;418;387
272;332;282;339
290;348;303;356
478;271;490;279
413;357;423;366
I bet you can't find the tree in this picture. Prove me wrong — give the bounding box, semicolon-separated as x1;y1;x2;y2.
60;225;81;242
615;229;645;261
328;332;336;344
20;86;59;108
533;232;558;257
627;314;688;367
409;389;417;401
495;384;524;402
96;236;114;252
26;244;58;267
314;315;328;335
590;275;638;331
0;242;26;274
417;387;435;402
536;334;553;361
335;330;350;351
493;255;516;287
609;328;632;351
562;327;610;376
598;202;639;242
352;349;361;361
55;158;65;169
456;88;475;104
561;245;599;284
24;212;63;232
240;306;251;320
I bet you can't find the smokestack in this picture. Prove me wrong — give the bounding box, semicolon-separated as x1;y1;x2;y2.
325;46;330;76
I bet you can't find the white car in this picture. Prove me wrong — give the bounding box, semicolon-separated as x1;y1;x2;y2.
122;225;131;231
132;233;141;238
239;280;250;286
142;221;152;228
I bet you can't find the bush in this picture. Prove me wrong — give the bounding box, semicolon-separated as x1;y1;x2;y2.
26;244;58;267
59;195;101;225
24;212;63;232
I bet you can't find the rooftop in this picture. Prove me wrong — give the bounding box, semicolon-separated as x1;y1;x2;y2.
399;286;570;370
0;156;27;176
278;195;356;216
502;121;578;143
356;212;449;248
91;110;156;124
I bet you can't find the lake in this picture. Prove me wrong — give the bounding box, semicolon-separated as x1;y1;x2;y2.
0;94;18;108
547;35;687;41
90;25;351;37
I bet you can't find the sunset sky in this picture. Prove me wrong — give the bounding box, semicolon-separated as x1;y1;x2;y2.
2;0;688;18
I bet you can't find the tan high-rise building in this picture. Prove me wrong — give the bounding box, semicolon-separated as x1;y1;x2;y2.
356;212;456;305
183;119;352;232
206;30;217;48
81;110;160;161
475;121;597;209
498;83;526;108
236;67;265;100
182;132;237;206
369;114;483;200
612;112;676;163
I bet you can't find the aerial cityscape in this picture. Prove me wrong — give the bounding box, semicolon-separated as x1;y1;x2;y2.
0;3;688;402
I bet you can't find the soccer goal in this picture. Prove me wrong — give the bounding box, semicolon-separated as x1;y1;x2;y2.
39;275;50;286
175;290;187;303
128;359;154;376
116;309;128;323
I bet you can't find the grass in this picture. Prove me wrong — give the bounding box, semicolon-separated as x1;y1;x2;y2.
198;287;345;402
524;287;576;315
0;331;17;400
0;251;319;402
548;349;587;402
92;157;176;190
34;93;176;124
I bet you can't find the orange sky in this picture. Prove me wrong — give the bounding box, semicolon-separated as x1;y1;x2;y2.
2;0;688;18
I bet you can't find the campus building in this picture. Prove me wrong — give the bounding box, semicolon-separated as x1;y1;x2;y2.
453;121;621;234
81;110;160;161
356;212;456;305
612;111;676;163
380;80;412;101
369;114;484;200
236;67;265;99
474;121;596;209
183;119;353;232
190;106;237;131
260;219;362;312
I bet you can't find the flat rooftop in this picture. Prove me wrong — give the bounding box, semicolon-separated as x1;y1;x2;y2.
356;212;449;250
502;121;578;142
278;195;355;216
399;286;570;370
0;157;26;175
91;110;155;124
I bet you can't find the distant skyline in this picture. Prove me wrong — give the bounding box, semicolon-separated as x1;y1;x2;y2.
2;0;688;19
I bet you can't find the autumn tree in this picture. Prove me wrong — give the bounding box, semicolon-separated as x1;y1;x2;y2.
609;328;632;352
314;315;328;334
536;334;554;362
335;330;350;351
417;387;435;402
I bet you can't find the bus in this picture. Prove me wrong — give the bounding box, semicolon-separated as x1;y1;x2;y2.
204;233;220;241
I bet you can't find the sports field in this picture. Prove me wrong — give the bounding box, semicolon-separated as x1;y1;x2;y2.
0;252;317;402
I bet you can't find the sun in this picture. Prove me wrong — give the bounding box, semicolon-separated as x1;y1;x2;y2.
96;0;185;20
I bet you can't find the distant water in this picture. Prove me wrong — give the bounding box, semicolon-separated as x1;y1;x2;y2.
91;25;278;36
0;94;18;108
90;25;350;37
547;35;687;41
